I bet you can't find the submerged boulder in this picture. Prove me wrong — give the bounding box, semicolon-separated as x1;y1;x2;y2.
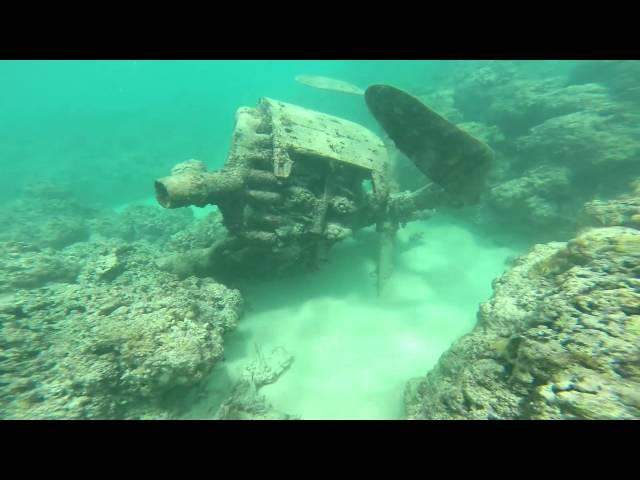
405;226;640;420
0;239;244;419
0;182;94;249
581;179;640;230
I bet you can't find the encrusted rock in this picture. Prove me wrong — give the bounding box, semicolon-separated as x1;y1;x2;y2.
0;239;244;420
405;226;640;420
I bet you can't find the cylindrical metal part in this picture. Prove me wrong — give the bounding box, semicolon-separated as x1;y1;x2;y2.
245;190;283;205
244;205;288;229
155;165;243;209
242;231;278;244
245;169;280;188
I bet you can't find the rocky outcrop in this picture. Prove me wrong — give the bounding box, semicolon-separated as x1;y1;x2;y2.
0;238;243;419
569;60;640;106
405;226;640;419
483;165;575;238
0;242;80;292
90;204;195;244
0;183;94;249
453;63;616;139
581;179;640;230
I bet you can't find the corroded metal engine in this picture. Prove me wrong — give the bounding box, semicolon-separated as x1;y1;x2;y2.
155;87;493;293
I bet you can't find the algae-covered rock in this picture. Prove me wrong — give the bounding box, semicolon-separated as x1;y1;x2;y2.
0;241;80;292
581;179;640;230
0;239;244;419
453;62;617;137
474;165;578;242
164;211;226;252
431;61;640;242
488;166;571;213
90;205;194;244
515;110;640;172
569;60;640;105
405;226;640;420
0;181;98;249
0;185;96;250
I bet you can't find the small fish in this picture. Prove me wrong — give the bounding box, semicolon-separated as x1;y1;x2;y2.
295;75;365;96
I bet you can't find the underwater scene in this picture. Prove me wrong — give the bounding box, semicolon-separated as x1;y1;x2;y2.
0;60;638;420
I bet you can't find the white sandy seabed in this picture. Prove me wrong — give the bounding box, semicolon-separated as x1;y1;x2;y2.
177;214;519;420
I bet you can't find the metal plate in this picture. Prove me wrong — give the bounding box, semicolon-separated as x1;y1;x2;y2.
365;85;493;205
261;98;387;176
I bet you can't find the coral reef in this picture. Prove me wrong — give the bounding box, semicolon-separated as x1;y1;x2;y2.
477;165;580;242
405;61;640;243
405;226;640;419
5;62;639;421
515;110;640;174
0;191;244;419
0;182;94;249
0;242;80;292
581;179;640;230
0;239;243;419
569;60;640;106
164;210;227;252
453;63;616;138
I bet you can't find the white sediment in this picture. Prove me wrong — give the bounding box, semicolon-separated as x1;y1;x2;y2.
191;216;517;420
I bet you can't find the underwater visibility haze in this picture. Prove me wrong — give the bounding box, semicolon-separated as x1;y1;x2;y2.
0;60;638;420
